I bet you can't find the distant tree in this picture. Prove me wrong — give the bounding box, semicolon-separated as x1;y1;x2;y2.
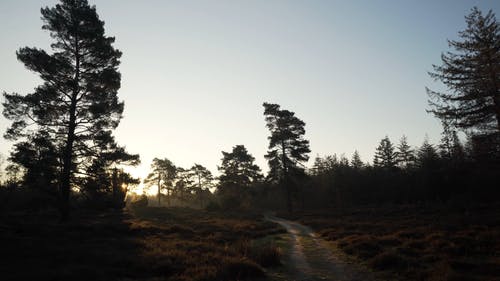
351;150;364;169
2;0;128;220
310;154;339;175
417;138;440;168
339;154;349;166
263;102;311;212
439;122;465;164
144;158;176;206
110;168;140;208
217;145;262;209
310;155;325;176
9;132;59;194
189;164;214;207
427;7;500;137
173;167;195;202
218;145;262;190
373;136;397;169
81;146;139;206
190;164;214;191
396;135;415;169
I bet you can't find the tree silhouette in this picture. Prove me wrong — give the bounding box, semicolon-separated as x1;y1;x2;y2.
396;135;415;169
374;136;397;169
218;145;262;190
111;169;140;208
427;7;500;136
9;132;59;195
81;146;139;206
417;138;440;169
173;167;195;202
351;150;364;169
2;0;127;220
190;164;214;191
263;102;310;212
189;164;214;207
144;158;176;206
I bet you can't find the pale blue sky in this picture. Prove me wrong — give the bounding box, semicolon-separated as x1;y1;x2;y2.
1;0;499;180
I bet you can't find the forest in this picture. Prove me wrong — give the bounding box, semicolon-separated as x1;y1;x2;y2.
0;1;499;281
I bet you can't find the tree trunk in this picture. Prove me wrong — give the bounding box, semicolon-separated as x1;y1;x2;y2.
60;114;75;221
281;140;292;213
157;173;161;206
60;92;77;221
60;36;80;221
198;174;203;208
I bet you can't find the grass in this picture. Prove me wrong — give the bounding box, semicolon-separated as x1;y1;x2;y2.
0;206;285;281
287;203;500;281
129;207;285;280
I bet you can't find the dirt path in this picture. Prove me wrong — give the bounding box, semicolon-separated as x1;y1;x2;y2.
266;215;377;281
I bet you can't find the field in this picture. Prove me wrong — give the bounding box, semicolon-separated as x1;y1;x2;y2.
0;207;284;281
2;203;499;281
287;204;500;281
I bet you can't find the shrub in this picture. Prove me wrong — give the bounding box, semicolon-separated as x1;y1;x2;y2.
130;194;148;208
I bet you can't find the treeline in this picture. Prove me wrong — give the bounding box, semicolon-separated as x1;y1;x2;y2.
303;132;499;210
140;158;214;208
142;102;311;212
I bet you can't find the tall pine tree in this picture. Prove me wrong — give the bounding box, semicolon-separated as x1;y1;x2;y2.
374;136;397;169
144;158;177;206
427;7;500;136
218;145;262;189
396;135;415;169
2;0;129;220
263;102;310;212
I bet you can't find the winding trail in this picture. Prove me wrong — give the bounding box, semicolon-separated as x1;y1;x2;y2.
266;215;377;281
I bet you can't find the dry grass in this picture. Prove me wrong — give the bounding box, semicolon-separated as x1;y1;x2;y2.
0;206;284;281
289;204;500;281
129;207;284;281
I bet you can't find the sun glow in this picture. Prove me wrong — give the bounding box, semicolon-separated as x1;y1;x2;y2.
121;164;152;195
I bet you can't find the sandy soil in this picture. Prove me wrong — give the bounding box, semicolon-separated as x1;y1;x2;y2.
266;215;378;281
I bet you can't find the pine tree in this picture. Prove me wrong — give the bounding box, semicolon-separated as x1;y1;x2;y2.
81;146;139;204
144;158;177;206
396;135;415;169
374;136;397;169
427;7;500;135
417;138;440;168
311;155;326;176
189;164;214;207
263;102;311;212
9;132;59;193
218;145;262;190
351;150;364;169
190;164;214;192
173;167;195;202
2;0;127;220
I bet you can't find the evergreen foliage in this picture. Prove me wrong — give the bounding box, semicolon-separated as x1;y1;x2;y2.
2;0;136;219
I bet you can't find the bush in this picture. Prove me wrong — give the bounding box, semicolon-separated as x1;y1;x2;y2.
130;194;148;208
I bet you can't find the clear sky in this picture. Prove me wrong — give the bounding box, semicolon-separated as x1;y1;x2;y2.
1;0;499;182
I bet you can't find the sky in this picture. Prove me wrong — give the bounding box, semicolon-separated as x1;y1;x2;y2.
0;0;499;184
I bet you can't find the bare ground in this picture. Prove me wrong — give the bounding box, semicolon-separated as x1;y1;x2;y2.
266;215;380;281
